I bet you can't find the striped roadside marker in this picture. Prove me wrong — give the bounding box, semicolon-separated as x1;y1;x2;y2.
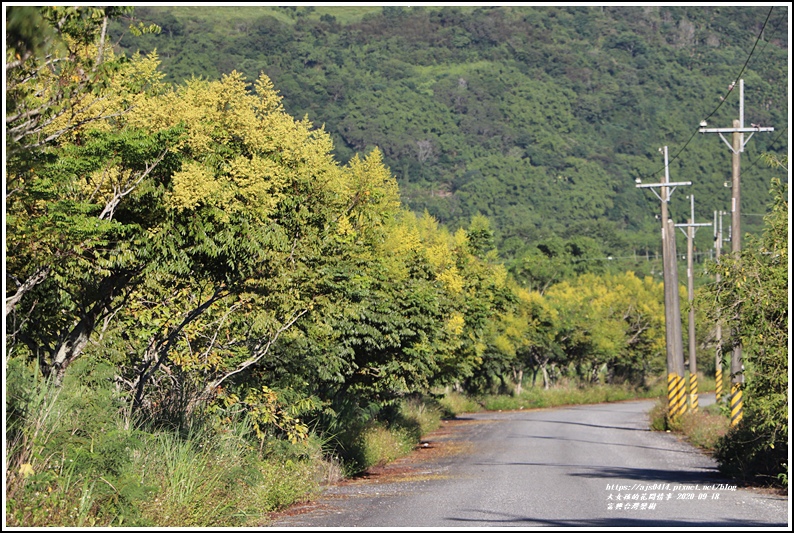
715;366;723;402
689;373;698;412
676;374;687;417
730;384;743;427
668;373;687;419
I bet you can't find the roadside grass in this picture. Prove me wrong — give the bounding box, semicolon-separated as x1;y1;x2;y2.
4;358;335;527
647;396;731;451
437;391;482;417
8;363;722;527
479;382;663;412
334;397;446;475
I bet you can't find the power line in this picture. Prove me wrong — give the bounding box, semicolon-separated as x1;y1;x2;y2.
635;7;776;184
734;10;789;173
568;250;717;263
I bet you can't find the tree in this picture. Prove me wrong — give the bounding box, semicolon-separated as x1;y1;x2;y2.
543;272;665;385
704;177;788;484
5;6;156;155
109;71;355;415
5;38;175;383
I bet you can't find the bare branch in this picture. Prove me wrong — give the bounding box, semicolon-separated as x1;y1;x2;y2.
98;149;168;220
132;287;230;410
5;266;51;318
204;308;309;395
96;15;109;66
197;303;242;364
4;50;34;71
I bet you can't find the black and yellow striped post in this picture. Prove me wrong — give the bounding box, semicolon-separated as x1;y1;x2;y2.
715;365;723;403
689;373;699;412
677;374;687;417
668;373;687;420
730;383;743;427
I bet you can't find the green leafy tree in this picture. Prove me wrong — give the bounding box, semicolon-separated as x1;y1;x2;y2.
5;41;175;383
704;177;788;484
5;6;157;155
107;71;355;417
543;271;665;385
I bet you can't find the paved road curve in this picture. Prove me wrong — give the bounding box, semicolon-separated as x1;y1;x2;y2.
269;397;790;528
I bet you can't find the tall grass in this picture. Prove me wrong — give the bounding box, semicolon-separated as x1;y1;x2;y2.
648;398;730;451
437;391;482;416
331;397;446;475
4;357;333;527
479;382;663;412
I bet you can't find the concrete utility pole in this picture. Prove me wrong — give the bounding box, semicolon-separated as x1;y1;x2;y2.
712;210;730;402
699;79;774;427
713;210;723;402
675;195;711;412
636;146;690;420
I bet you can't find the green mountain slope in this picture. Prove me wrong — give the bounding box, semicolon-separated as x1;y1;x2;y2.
112;5;789;274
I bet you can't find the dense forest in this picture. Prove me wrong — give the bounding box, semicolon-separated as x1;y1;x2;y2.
5;6;789;526
112;5;789;283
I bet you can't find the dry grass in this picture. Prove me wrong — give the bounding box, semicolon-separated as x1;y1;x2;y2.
648;399;730;451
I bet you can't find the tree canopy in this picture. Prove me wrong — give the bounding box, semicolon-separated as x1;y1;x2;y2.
111;5;788;280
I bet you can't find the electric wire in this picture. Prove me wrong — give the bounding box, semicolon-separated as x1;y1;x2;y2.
635;7;776;185
733;9;789;173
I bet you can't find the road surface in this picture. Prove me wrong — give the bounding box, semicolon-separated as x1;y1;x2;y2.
268;396;790;527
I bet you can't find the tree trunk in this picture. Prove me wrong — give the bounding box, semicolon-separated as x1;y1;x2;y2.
44;271;132;384
131;288;229;413
513;367;523;396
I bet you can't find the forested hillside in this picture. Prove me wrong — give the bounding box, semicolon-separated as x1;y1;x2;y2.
112;5;789;280
5;6;788;526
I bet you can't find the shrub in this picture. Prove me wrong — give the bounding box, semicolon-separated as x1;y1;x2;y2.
437;391;482;417
701;178;788;487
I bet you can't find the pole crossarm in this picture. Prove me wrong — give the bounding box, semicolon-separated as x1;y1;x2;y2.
700;127;774;154
716;211;730;243
636;181;691;203
676;222;712;237
676;195;712;237
699;127;774;133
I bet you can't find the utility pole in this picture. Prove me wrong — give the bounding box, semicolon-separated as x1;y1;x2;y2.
713;210;723;402
712;210;729;403
675;195;711;412
699;79;774;427
636;146;690;421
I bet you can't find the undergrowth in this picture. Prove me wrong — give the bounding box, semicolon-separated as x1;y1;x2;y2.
6;359;692;527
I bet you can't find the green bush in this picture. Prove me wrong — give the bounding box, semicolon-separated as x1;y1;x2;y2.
702;179;788;487
714;409;788;487
437;391;482;417
647;398;671;432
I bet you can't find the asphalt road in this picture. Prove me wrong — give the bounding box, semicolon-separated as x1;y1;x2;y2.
268;396;790;528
